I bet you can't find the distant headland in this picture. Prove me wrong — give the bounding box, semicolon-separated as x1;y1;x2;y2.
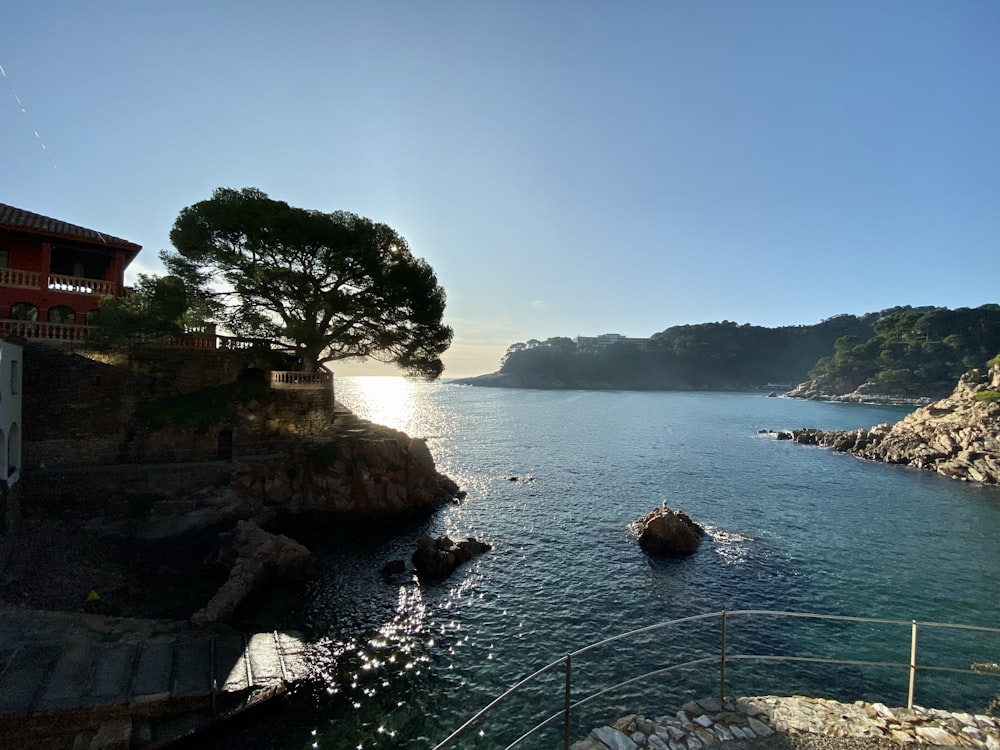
454;305;1000;403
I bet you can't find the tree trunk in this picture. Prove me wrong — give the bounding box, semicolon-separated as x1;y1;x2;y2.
299;345;323;372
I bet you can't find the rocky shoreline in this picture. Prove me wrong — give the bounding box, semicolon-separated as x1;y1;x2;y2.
771;363;1000;485
574;695;1000;750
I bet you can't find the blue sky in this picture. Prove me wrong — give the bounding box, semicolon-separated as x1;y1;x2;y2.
3;2;998;377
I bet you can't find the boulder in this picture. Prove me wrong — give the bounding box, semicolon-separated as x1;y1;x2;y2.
634;506;703;557
412;533;492;577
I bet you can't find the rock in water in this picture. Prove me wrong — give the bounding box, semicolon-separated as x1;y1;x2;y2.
412;533;492;577
634;506;703;556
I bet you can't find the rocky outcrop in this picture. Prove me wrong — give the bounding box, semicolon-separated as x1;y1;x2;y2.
411;534;491;577
223;423;462;522
633;506;703;556
192;520;319;626
786;377;933;406
779;364;1000;484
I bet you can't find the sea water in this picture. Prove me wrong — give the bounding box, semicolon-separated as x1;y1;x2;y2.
201;379;1000;750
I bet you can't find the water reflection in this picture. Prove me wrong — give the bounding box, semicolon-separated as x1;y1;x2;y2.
336;376;417;434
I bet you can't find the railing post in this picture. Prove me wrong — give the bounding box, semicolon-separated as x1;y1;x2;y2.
719;611;728;703
564;654;572;750
907;620;918;709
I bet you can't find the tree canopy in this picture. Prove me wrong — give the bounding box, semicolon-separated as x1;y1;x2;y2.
808;304;1000;396
166;187;453;377
87;274;193;350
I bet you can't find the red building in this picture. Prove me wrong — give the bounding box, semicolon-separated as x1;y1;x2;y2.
0;202;140;341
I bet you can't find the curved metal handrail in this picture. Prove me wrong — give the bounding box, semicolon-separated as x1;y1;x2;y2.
430;609;1000;750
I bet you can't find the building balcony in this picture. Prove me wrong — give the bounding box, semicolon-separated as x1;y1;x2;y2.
0;269;119;296
0;319;91;341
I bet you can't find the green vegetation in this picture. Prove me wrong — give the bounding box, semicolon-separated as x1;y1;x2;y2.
166;187;453;377
497;310;900;390
809;305;1000;396
137;377;270;432
493;306;1000;395
87;275;206;351
974;390;1000;403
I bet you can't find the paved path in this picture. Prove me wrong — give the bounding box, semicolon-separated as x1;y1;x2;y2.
0;605;310;747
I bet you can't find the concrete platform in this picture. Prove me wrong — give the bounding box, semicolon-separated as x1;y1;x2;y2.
0;604;311;748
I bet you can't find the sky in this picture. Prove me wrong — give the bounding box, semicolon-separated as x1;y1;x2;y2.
2;2;998;377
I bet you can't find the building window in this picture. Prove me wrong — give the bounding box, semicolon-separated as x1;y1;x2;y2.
48;305;76;324
0;249;9;268
10;360;19;395
10;302;38;321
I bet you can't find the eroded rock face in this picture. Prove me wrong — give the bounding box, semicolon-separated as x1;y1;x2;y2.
782;364;1000;484
411;534;491;577
226;425;463;521
633;506;703;557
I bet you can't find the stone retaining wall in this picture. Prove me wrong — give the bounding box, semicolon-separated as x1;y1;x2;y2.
574;696;1000;750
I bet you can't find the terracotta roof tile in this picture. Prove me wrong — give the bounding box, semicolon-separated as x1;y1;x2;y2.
0;201;141;254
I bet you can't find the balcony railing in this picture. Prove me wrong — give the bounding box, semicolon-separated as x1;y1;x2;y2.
0;269;41;289
0;320;304;361
0;269;118;296
270;370;333;389
0;320;91;341
46;273;117;296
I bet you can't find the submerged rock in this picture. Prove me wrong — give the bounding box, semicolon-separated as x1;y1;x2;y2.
633;506;703;557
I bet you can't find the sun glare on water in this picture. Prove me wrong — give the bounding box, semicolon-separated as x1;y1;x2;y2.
337;376;417;433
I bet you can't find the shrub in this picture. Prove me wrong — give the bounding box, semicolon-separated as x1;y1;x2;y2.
973;390;1000;403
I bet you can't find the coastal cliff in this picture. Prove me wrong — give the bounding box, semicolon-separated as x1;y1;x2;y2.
778;362;1000;484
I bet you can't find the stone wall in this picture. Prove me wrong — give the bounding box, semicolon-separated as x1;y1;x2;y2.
23;344;333;468
23;344;152;468
18;462;234;521
84;345;249;396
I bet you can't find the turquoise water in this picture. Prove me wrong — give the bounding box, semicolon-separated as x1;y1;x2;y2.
199;380;1000;750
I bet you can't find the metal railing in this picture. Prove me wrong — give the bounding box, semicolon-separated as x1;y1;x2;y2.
432;610;1000;750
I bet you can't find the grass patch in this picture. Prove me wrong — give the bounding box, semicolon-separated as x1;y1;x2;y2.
137;378;271;432
973;389;1000;403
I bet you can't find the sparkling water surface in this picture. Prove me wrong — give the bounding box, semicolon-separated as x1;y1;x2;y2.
198;379;1000;750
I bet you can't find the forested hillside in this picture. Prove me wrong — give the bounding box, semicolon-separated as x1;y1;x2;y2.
462;305;1000;396
804;304;1000;397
